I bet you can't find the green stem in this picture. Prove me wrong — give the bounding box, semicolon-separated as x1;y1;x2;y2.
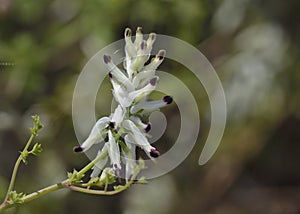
67;166;140;196
0;201;8;211
0;149;111;212
0;126;143;212
0;135;35;212
3;134;35;201
67;181;132;196
104;178;109;192
77;149;108;178
22;181;67;203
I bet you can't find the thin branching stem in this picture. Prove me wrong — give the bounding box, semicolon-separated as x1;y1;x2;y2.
0;148;137;212
66;166;141;196
0;134;35;209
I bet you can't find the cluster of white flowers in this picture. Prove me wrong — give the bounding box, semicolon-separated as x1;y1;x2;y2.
74;27;173;180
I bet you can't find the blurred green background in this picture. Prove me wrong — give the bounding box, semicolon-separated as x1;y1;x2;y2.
1;0;300;213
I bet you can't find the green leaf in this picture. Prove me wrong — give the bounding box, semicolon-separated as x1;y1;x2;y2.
31;143;43;156
8;191;25;205
30;115;43;136
99;168;116;185
20;151;29;164
67;169;84;184
113;185;123;190
86;177;102;187
136;176;148;184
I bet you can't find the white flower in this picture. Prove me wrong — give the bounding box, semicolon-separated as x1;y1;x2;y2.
110;77;132;107
110;105;125;128
73;117;110;152
122;137;136;180
129;116;151;132
90;143;109;178
107;130;121;173
104;55;134;92
132;69;155;88
123;120;159;158
74;27;172;179
128;76;158;102
130;95;173;114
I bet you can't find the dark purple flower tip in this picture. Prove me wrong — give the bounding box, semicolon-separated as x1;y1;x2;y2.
108;121;115;129
149;33;156;41
136;27;142;34
157;50;166;60
150;77;157;86
150;148;160;158
145;123;151;132
163;96;173;104
103;55;111;64
113;164;121;176
125;28;131;37
73;146;83;153
140;41;146;50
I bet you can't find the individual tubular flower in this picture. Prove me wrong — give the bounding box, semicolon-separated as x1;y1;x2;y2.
127;76;159;103
123;120;159;158
110;77;131;108
129;116;151;132
110;105;125;128
130;95;173;114
74;27;173;181
104;55;134;92
122;137;136;180
73;117;110;152
90;143;109;178
107;130;121;173
132;50;165;88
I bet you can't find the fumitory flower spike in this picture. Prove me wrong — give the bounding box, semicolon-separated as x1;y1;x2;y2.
74;27;173;181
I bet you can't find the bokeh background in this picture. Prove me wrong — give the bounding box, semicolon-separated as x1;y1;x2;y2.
1;0;300;213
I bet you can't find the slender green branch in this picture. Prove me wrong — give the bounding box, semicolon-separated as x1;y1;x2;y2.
23;134;35;153
0;149;122;212
21;181;67;204
0;201;8;211
0;127;38;212
77;150;108;178
0;115;145;212
3;134;34;202
66;165;140;196
67;181;132;196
